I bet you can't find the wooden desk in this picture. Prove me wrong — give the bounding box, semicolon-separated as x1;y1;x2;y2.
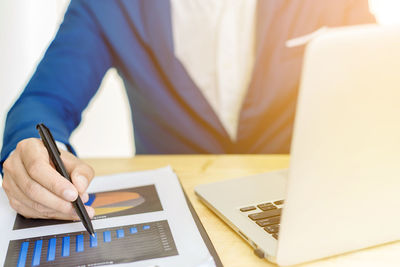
84;155;400;267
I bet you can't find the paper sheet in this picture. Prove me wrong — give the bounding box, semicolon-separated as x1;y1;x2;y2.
0;166;217;267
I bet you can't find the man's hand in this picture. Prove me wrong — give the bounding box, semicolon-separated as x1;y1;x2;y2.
2;138;95;220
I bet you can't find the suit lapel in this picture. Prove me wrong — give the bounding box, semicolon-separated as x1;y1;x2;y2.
121;0;230;142
237;0;285;138
236;0;301;152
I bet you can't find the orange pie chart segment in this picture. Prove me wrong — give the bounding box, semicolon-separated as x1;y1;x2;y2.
87;191;145;216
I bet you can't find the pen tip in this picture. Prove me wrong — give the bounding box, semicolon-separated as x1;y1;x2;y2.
91;233;96;237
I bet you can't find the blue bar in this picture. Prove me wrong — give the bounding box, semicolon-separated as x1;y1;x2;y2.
116;229;124;238
76;235;84;252
62;236;70;257
90;233;98;247
103;231;111;242
17;242;29;267
47;238;56;262
130;227;138;234
32;240;43;266
143;225;150;230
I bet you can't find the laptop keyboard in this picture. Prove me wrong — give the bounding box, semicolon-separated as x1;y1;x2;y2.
240;200;284;240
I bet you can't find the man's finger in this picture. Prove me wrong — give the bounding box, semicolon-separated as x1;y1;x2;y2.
20;144;78;202
14;199;80;220
61;151;95;194
81;192;89;203
5;173;76;216
12;156;79;214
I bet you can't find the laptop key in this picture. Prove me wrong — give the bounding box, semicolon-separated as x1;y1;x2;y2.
256;216;280;227
240;206;256;212
264;225;280;234
248;209;281;221
257;204;277;211
257;202;274;208
274;200;284;205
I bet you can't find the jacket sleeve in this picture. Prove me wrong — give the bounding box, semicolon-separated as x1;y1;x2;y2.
0;0;112;175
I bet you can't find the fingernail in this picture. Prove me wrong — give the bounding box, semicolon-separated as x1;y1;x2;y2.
76;175;88;190
81;192;89;203
87;207;95;218
63;189;78;201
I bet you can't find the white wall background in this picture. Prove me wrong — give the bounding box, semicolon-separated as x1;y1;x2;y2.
0;0;134;158
0;0;398;158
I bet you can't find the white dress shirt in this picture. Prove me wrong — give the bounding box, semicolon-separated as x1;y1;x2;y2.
171;0;257;140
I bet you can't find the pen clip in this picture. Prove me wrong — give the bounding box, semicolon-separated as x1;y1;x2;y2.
36;123;61;155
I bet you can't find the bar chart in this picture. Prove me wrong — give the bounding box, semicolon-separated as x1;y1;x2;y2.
5;220;178;267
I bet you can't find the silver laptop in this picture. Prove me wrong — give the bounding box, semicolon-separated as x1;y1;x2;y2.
195;25;400;266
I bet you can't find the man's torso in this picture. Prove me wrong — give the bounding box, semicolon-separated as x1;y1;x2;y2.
84;0;374;154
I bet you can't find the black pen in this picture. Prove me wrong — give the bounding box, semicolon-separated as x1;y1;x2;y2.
36;123;95;237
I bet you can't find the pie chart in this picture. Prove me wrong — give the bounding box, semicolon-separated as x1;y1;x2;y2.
85;191;145;216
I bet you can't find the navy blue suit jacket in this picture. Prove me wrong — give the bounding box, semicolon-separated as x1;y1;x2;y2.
1;0;374;174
